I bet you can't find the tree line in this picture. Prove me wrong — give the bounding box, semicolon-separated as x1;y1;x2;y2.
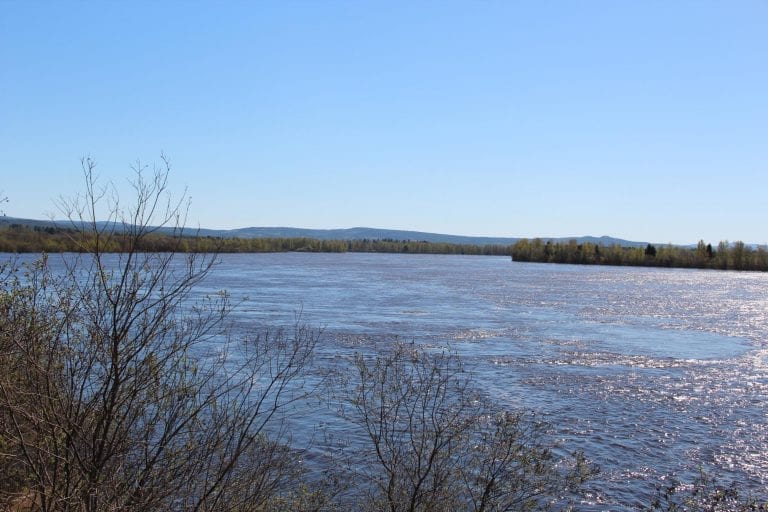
4;223;767;271
511;238;768;271
0;223;512;256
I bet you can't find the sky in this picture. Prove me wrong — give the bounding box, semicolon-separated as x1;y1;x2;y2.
1;1;766;244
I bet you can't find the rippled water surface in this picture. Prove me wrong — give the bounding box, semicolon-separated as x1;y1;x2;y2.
12;252;768;508
193;253;768;509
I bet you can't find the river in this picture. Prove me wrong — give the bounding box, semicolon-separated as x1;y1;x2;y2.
8;252;768;508
193;252;768;509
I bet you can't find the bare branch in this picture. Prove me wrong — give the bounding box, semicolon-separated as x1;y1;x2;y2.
342;342;591;512
0;156;323;511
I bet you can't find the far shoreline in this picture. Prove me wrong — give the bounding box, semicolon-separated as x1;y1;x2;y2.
2;222;765;272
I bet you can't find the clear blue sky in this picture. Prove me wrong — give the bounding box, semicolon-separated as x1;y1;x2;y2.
1;1;766;244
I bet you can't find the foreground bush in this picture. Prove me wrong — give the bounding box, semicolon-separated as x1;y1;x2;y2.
0;159;319;511
342;342;595;511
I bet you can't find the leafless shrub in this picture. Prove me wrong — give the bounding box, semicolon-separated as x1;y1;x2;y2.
0;158;321;511
343;342;594;512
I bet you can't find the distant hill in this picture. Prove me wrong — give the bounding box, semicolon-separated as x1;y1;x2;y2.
0;216;647;247
222;227;518;245
218;227;648;248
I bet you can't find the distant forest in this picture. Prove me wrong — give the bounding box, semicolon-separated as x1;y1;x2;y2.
3;223;767;271
0;223;511;256
512;238;768;271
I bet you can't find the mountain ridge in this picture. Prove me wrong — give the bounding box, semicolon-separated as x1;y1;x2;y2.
0;217;648;247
